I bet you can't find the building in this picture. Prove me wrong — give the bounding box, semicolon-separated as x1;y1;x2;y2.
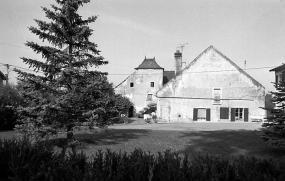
267;64;285;116
156;46;265;122
115;57;175;115
0;70;6;85
269;64;285;84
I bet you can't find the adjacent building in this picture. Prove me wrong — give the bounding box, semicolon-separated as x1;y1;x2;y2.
115;57;175;115
156;46;265;122
269;64;285;85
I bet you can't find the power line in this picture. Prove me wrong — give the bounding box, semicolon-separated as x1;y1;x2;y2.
0;62;279;76
0;63;44;74
0;42;29;49
107;65;278;75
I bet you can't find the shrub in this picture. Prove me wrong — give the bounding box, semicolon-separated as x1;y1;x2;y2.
0;106;18;130
1;139;285;180
0;85;24;130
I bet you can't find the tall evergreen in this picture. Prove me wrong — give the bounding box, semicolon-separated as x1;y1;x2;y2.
15;0;115;137
262;81;285;146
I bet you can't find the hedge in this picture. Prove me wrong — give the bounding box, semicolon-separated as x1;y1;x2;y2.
0;138;285;180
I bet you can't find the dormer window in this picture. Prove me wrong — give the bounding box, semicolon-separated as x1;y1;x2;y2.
130;82;134;87
150;82;154;87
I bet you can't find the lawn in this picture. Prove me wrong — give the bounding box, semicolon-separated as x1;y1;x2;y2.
74;127;285;160
1;120;285;161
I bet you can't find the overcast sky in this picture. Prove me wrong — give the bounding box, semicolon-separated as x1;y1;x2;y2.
0;0;285;92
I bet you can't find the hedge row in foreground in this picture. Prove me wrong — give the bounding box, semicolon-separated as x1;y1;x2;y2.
0;138;285;181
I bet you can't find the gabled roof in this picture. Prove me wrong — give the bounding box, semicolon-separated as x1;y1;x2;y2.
269;64;285;72
0;71;6;80
159;45;264;90
114;72;135;89
135;57;164;70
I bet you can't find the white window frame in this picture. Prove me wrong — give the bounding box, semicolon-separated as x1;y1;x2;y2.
235;108;244;121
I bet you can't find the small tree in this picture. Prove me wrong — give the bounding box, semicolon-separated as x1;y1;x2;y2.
15;0;113;139
0;84;24;130
262;81;285;146
114;95;133;111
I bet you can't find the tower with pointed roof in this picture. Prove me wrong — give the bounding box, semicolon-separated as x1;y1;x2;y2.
115;57;168;115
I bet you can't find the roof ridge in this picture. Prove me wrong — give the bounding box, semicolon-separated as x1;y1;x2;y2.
156;45;264;94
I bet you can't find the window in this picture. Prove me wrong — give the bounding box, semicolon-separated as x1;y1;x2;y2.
230;108;249;122
193;108;211;121
220;107;229;119
146;94;152;101
212;88;222;104
235;108;243;121
130;82;134;87
150;82;154;87
197;108;206;120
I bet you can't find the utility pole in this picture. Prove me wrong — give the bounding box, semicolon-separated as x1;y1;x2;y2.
5;64;9;85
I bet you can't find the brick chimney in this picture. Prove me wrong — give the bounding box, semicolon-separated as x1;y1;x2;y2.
174;50;182;75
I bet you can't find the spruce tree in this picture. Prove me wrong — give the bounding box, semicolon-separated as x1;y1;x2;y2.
15;0;114;138
262;81;285;146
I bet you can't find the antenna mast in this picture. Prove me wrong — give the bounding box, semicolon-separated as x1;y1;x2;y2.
177;43;188;53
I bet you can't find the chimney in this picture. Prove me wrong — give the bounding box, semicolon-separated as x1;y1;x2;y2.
174;50;182;75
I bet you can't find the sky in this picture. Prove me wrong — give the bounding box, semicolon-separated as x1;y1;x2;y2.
0;0;285;92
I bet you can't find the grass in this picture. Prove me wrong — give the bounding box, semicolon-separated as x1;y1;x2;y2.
73;128;285;161
1;120;285;161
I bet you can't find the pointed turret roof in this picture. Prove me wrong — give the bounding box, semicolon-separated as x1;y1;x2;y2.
135;57;164;70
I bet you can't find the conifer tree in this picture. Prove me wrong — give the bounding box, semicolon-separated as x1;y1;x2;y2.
15;0;115;138
262;81;285;146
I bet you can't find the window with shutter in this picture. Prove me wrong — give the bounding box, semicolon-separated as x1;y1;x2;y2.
193;108;210;121
220;107;229;119
193;108;198;121
231;108;249;122
244;108;249;122
231;108;235;122
206;109;211;121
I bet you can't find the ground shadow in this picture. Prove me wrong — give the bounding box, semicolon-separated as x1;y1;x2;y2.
75;128;151;146
178;129;285;160
115;117;145;124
